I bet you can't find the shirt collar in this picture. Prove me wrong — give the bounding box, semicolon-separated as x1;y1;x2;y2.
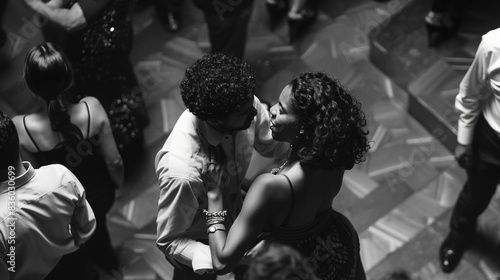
0;162;36;193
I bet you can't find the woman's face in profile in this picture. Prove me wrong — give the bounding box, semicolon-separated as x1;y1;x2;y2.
269;85;300;142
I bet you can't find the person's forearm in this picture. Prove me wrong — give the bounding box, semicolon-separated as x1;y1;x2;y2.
207;195;234;274
25;0;87;31
208;229;233;274
107;157;124;188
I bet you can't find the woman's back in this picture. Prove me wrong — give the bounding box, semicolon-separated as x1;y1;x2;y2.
267;163;364;280
13;97;119;196
280;164;342;226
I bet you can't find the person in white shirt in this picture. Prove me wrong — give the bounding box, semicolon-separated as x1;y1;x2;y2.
155;53;288;280
440;27;500;273
0;109;96;280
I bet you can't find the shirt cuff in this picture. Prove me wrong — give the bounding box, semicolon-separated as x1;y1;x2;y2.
192;242;213;274
457;121;475;145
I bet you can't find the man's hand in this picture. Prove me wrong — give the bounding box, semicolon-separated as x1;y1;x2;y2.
204;161;224;200
202;153;229;203
455;143;472;169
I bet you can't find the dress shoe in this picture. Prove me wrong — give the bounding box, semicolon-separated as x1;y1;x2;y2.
439;231;468;273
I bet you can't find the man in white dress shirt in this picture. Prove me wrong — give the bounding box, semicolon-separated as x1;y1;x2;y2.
440;27;500;273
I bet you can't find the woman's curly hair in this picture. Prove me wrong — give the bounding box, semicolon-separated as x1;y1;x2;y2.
289;72;370;170
180;53;257;120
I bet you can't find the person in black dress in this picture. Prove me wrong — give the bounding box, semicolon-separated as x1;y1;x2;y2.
12;42;124;276
24;0;149;161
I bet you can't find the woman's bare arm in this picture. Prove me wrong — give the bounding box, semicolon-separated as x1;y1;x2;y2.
84;97;124;188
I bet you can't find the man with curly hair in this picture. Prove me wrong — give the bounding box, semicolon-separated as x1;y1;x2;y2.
155;53;288;279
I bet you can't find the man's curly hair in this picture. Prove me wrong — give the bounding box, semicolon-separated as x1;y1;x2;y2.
180;53;257;120
289;72;370;170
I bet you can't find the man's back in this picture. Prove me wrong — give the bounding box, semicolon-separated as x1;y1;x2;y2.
0;163;95;280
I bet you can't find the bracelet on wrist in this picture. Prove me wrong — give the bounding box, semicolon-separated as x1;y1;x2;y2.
203;209;227;218
206;217;225;227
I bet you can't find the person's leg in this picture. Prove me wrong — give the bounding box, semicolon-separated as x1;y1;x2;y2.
441;114;500;273
155;0;182;32
85;189;118;272
450;116;500;235
287;0;317;43
86;214;119;271
204;3;253;59
450;160;500;235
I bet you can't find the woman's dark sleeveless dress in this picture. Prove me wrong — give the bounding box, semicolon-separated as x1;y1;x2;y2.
23;102;118;271
269;174;360;279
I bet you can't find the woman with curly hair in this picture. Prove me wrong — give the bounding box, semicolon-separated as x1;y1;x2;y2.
204;71;369;279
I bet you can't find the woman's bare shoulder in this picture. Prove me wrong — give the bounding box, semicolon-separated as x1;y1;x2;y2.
76;97;108;124
79;96;105;114
249;173;291;200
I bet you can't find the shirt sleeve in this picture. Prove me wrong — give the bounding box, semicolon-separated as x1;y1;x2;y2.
455;36;490;145
155;150;211;269
76;0;113;22
252;97;288;160
68;173;96;246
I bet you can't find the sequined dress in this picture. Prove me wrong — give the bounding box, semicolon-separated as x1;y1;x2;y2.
269;209;360;279
43;0;149;151
268;174;361;279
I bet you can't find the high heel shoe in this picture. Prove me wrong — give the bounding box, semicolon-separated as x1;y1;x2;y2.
288;6;317;44
265;0;288;31
425;12;460;47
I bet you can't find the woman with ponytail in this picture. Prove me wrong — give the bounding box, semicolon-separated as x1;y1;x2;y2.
12;42;123;277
